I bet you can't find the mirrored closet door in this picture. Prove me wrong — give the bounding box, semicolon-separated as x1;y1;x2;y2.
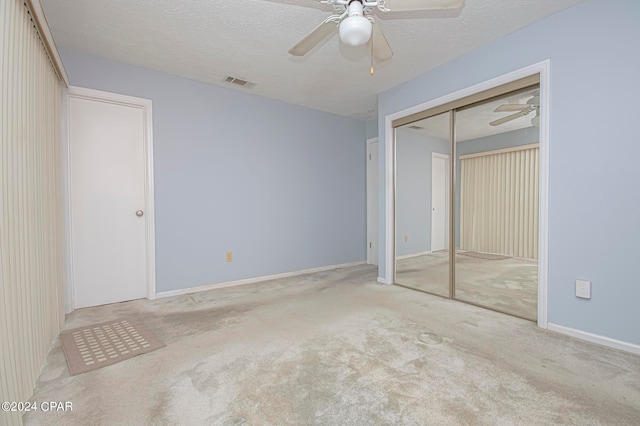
395;112;450;297
393;79;540;321
454;87;540;320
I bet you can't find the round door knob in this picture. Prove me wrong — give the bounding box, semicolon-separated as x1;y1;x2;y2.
136;210;144;217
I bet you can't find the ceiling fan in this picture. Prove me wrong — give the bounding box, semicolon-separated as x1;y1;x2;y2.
288;0;465;64
490;91;540;127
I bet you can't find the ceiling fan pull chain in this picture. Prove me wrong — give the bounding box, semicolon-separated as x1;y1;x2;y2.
370;29;375;75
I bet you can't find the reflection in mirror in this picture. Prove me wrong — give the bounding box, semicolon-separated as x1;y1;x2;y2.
453;85;540;320
395;112;450;297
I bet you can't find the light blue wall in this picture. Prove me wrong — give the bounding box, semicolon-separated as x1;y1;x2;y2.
455;127;540;247
365;119;378;140
396;130;448;256
60;50;367;293
378;0;640;345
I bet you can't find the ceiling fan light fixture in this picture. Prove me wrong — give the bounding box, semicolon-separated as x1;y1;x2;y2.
339;1;372;46
531;113;540;127
527;96;540;105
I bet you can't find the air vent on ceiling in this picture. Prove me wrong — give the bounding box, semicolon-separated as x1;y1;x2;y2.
223;75;256;89
408;125;424;130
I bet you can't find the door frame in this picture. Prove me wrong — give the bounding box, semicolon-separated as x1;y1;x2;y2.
366;137;379;265
383;60;550;329
431;153;449;252
62;86;156;312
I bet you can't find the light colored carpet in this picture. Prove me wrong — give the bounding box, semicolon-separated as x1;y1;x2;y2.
459;251;511;261
25;265;640;425
396;251;538;321
60;318;165;376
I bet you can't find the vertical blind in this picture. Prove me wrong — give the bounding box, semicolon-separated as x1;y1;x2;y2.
460;144;539;259
1;0;65;425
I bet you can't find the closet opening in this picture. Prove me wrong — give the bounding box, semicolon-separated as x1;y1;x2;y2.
393;75;542;321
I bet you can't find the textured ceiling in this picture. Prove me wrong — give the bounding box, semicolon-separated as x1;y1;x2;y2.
40;0;584;120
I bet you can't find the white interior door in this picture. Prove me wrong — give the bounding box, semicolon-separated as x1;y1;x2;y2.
431;154;448;252
367;139;379;265
69;91;150;308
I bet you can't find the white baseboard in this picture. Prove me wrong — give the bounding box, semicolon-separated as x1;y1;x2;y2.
396;251;431;260
377;277;392;285
547;323;640;355
155;261;366;299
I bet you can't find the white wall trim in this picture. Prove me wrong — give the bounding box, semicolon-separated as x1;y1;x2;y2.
64;86;156;311
156;262;366;298
548;323;640;355
432;152;449;160
396;251;431;260
143;98;157;301
384;60;551;329
366;137;379;266
384;114;395;285
537;60;551;329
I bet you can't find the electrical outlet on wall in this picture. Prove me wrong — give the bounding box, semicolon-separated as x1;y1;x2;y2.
226;252;233;262
576;279;591;299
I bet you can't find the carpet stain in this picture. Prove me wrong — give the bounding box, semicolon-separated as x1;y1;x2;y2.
222;416;248;425
418;332;443;345
154;302;260;342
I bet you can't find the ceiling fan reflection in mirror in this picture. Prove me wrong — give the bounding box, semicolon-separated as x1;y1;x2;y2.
287;0;465;66
490;90;540;127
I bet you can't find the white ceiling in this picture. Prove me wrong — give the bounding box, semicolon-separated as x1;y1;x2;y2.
40;0;584;120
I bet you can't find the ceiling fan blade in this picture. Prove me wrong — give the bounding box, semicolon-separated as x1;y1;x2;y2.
494;104;530;112
490;109;534;126
383;0;464;12
369;21;393;62
288;20;337;56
